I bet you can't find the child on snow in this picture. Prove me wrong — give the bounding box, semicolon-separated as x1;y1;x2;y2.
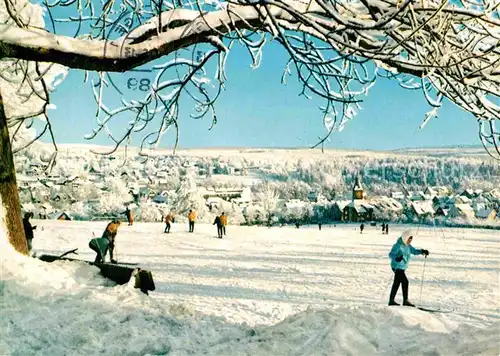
22;212;36;254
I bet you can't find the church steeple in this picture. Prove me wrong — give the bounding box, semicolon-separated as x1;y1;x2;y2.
353;175;364;200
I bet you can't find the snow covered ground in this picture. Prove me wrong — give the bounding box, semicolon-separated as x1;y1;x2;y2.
1;221;499;355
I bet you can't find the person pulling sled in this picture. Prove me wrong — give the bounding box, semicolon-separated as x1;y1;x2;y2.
388;229;429;307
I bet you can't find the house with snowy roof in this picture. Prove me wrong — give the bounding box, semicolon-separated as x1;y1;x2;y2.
391;191;405;200
332;200;350;221
460;189;477;199
369;197;403;220
409;200;435;219
408;191;427;201
48;211;72;221
475;208;497;221
448;203;475;219
424;187;438;197
435;207;450;217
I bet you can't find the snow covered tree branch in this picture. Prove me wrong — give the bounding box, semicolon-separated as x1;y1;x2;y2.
2;0;499;156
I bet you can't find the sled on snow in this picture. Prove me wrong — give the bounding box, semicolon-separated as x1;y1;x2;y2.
37;249;155;295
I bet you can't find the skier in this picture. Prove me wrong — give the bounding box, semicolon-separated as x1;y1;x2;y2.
318;222;322;231
220;212;227;236
381;223;386;234
123;206;134;226
164;212;175;233
385;224;390;235
213;215;223;238
22;212;36;254
188;209;196;233
360;223;365;234
388;229;429;306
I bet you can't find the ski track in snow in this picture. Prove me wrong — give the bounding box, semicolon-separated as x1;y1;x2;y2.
1;221;499;355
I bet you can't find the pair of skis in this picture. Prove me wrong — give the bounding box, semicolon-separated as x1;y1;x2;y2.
390;304;453;313
415;306;453;313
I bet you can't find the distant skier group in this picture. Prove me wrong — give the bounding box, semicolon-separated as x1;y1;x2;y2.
381;222;389;234
87;207;231;263
163;210;228;238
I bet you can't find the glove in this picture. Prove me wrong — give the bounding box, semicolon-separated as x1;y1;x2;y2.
395;255;403;262
422;249;429;256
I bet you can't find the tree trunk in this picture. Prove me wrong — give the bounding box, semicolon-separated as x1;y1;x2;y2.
0;90;28;254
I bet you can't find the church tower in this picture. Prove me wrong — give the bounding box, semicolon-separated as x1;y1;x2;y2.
352;175;364;200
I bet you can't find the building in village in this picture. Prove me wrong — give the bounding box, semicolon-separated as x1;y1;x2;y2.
475;208;497;221
342;175;374;222
448;203;475;219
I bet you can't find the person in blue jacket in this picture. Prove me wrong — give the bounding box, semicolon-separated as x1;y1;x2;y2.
388;230;429;306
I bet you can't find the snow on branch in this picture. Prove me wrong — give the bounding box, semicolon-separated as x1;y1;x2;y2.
0;0;499;157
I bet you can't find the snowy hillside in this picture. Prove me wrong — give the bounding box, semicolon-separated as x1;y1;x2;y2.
1;221;499;355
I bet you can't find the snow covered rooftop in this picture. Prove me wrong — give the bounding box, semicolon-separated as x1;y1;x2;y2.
475;208;496;219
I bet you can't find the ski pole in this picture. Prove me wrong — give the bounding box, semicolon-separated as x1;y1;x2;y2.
419;255;427;305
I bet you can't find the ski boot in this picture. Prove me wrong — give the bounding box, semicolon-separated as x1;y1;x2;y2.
403;300;415;307
388;300;400;306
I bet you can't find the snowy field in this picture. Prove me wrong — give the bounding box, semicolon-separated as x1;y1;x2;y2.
1;221;499;355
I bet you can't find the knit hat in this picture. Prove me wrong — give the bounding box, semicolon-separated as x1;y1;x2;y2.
401;229;415;244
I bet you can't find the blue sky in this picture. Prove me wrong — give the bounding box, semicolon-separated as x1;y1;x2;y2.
45;36;480;151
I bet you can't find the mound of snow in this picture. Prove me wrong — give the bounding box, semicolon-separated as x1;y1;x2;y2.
1;219;499;355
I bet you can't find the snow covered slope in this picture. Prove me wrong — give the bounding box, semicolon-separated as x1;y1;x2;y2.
1;221;499;355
